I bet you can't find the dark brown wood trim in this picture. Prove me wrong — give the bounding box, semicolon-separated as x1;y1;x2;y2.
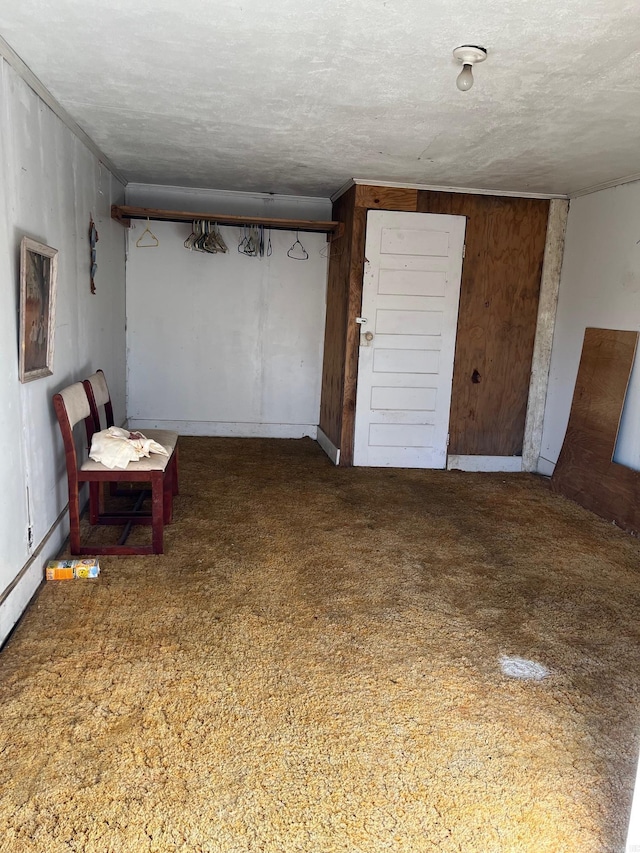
111;204;341;235
110;205;131;227
355;185;418;211
319;188;356;448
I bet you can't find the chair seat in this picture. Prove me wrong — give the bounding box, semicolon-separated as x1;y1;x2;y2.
81;452;172;473
139;428;179;453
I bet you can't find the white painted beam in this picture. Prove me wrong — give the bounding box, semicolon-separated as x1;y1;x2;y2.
316;427;341;465
522;199;570;472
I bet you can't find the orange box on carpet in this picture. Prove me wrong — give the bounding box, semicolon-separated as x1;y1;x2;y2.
46;559;100;580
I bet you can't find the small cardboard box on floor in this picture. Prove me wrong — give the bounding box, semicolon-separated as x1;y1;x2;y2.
46;559;100;580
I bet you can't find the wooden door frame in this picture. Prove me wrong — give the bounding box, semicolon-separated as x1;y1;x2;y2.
340;187;418;466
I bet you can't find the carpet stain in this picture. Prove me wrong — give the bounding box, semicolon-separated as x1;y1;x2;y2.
1;436;640;852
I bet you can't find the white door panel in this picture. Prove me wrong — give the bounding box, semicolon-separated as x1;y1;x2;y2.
370;386;437;411
354;210;465;468
375;310;444;336
378;269;447;297
372;348;441;374
364;445;447;468
370;423;435;447
380;228;450;257
372;334;442;351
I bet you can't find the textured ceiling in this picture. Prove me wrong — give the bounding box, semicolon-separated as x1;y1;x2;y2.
1;0;639;197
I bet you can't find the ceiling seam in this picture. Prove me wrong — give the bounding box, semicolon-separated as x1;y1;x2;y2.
568;173;640;199
0;34;127;187
346;178;569;201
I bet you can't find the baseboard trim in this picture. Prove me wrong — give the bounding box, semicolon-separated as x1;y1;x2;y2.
316;427;341;465
447;455;523;472
536;456;556;477
127;420;318;439
0;505;68;648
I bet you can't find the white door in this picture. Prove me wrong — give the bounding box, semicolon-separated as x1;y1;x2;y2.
353;210;466;468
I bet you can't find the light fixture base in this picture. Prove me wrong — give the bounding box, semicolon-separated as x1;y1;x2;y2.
452;45;487;66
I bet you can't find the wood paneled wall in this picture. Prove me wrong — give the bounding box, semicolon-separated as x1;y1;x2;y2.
417;192;550;455
319;186;355;447
318;184;550;465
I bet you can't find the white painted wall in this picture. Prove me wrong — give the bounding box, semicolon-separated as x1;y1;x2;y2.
539;181;640;475
0;57;126;645
125;186;330;437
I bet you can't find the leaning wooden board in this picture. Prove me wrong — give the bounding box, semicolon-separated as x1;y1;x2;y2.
551;327;640;534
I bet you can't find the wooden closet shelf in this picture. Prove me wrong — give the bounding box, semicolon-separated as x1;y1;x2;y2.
111;205;343;238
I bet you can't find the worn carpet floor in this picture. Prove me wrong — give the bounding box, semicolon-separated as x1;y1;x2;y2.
2;436;640;852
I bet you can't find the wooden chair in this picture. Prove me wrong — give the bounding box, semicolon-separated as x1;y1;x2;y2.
82;370;179;497
53;382;175;555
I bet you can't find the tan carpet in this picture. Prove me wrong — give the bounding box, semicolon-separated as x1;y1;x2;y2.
1;436;640;852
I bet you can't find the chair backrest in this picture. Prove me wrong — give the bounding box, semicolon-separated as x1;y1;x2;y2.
83;369;115;435
53;383;96;481
57;382;91;428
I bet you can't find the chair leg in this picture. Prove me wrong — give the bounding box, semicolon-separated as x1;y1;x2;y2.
163;470;173;524
172;447;179;496
89;482;100;525
151;473;164;554
68;481;82;555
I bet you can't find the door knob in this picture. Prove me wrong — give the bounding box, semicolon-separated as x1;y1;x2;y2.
364;331;374;342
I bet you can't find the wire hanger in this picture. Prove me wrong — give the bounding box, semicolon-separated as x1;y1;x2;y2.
184;220;198;250
238;225;251;255
136;218;159;248
319;239;343;259
205;222;228;253
287;230;308;261
195;220;209;252
238;224;261;257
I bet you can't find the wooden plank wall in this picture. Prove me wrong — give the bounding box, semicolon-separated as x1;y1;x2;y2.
318;184;550;465
417;192;550;456
318;187;355;447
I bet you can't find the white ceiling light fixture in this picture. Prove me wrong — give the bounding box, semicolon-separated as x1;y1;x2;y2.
453;45;487;91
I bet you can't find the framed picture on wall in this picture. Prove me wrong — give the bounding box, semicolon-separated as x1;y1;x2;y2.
19;236;59;383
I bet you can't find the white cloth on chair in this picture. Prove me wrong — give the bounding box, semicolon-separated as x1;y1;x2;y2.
89;426;169;470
